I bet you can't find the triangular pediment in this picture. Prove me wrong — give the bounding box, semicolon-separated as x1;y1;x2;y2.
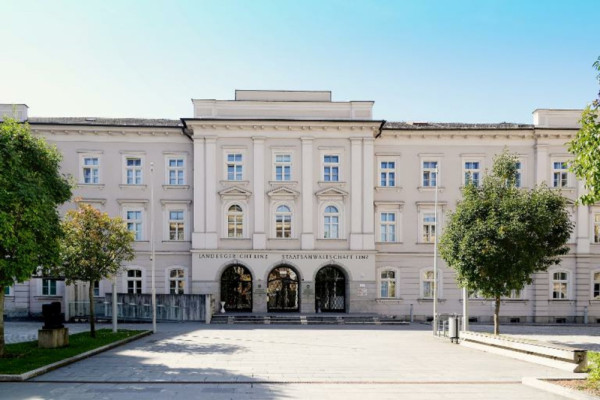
315;187;348;198
218;186;252;199
267;186;300;198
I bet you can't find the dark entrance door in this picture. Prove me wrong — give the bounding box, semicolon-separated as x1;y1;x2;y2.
267;266;299;312
315;266;346;312
220;264;252;312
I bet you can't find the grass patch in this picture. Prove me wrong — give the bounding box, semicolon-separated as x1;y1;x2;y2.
1;329;146;375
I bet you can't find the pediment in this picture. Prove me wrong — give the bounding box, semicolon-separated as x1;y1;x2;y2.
315;187;348;198
218;186;252;199
267;186;300;199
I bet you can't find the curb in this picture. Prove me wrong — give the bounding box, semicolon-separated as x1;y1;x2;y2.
522;377;597;400
0;330;152;382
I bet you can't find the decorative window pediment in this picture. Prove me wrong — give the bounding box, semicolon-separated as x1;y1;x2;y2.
267;186;300;199
315;187;348;200
219;186;252;200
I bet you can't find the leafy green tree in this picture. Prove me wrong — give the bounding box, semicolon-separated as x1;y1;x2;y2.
568;57;600;205
55;204;135;338
0;118;72;356
439;151;572;335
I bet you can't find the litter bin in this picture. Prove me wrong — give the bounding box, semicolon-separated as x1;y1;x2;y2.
448;315;459;343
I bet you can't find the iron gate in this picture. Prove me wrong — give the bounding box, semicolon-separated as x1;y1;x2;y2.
315;265;346;312
267;266;299;312
221;264;253;312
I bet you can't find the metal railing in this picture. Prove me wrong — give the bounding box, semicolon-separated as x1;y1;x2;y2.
68;301;107;319
104;293;207;322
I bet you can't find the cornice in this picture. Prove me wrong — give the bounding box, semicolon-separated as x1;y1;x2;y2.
30;125;185;138
184;119;382;135
379;129;575;141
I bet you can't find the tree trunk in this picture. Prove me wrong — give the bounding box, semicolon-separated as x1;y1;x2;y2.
89;281;96;338
494;296;501;335
0;287;5;357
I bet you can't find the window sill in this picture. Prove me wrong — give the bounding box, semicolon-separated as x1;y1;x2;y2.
375;242;404;245
221;237;251;241
162;240;191;243
551;187;576;193
220;180;249;186
589;299;600;304
35;295;61;299
119;184;147;190
375;186;402;192
416;242;436;245
269;237;297;240
318;181;346;186
417;186;445;193
376;298;404;304
417;298;446;303
269;180;298;186
458;299;528;304
77;184;105;189
162;185;190;190
317;238;346;241
547;299;575;303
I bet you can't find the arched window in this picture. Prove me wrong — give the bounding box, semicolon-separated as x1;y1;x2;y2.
127;269;142;294
551;271;569;299
227;205;243;238
380;269;397;298
169;268;185;294
420;269;441;299
275;205;292;238
324;206;339;239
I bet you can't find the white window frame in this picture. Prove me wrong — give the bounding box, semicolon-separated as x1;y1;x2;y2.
274;204;293;239
125;268;144;294
421;212;436;243
225;152;244;181
124;207;144;241
122;155;144;185
551;160;570;188
4;285;13;297
323;205;340;239
164;154;186;186
226;203;245;238
420;268;442;299
322;153;341;182
41;278;59;296
167;267;186;295
421;160;439;188
591;270;600;300
378;267;399;299
273;152;292;182
515;160;523;188
462;158;483;187
168;209;185;241
549;269;571;300
379;212;397;242
378;159;397;187
593;213;600;244
79;152;102;184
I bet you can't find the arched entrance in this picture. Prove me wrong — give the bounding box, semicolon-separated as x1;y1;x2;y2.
315;265;346;312
267;266;299;312
220;264;252;312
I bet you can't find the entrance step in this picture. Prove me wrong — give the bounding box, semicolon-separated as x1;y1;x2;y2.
210;314;410;326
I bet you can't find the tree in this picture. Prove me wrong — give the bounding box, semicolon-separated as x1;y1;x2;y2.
0;119;72;356
568;56;600;205
439;151;572;335
55;204;135;338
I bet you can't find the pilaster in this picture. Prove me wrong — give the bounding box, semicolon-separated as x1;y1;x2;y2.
362;138;375;249
350;138;363;250
204;137;218;249
301;137;315;249
192;137;206;249
253;137;266;249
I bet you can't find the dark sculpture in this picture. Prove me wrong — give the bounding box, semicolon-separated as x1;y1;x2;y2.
42;302;65;329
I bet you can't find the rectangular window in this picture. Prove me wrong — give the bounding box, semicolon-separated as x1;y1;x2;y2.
380;270;396;298
227;154;243;181
93;281;100;297
275;215;292;238
594;272;600;299
126;210;143;241
552;272;568;299
323;155;339;182
422;271;435;299
515;161;522;188
552;162;568;187
380;212;396;242
274;154;292;181
169;210;185;241
169;269;185;295
422;161;438;187
464;161;481;187
594;214;600;243
82;157;99;184
42;279;57;296
5;286;12;296
127;270;142;294
167;158;185;185
422;213;436;243
126;157;142;185
508;289;522;299
380;161;395;187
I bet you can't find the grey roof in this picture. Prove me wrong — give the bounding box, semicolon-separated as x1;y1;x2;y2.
383;121;534;130
28;117;183;128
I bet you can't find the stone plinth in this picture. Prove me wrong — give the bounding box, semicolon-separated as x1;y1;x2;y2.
38;327;69;349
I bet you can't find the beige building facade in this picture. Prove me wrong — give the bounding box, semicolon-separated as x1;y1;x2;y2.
3;91;599;323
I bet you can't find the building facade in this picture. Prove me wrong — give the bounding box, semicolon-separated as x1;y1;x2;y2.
3;91;600;323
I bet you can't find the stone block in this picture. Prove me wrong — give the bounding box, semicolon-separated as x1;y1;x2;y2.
38;327;69;349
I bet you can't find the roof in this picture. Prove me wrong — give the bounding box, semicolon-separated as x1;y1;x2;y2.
383;121;534;130
27;117;183;128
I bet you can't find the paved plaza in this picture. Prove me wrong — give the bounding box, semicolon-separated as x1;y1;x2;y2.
1;322;596;399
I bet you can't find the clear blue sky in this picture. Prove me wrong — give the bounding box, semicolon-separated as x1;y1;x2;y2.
1;0;598;123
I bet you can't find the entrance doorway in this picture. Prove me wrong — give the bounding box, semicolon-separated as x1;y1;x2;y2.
315;265;346;312
267;266;299;312
220;264;253;312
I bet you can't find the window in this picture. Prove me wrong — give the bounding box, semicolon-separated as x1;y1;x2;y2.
507;289;522;299
126;210;143;240
515;161;522;188
422;213;436;243
464;161;481;187
5;286;12;296
380;212;396;242
380;270;397;298
323;155;339;182
168;210;184;240
93;281;100;297
125;157;142;185
422;161;438;187
275;205;292;238
127;269;142;294
227;205;244;238
421;270;436;299
42;279;57;296
274;154;291;181
324;205;339;239
593;272;600;299
227;153;243;181
552;161;568;187
167;157;185;185
594;214;600;243
82;157;99;184
169;269;185;295
468;289;485;299
551;271;569;299
380;161;395;187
